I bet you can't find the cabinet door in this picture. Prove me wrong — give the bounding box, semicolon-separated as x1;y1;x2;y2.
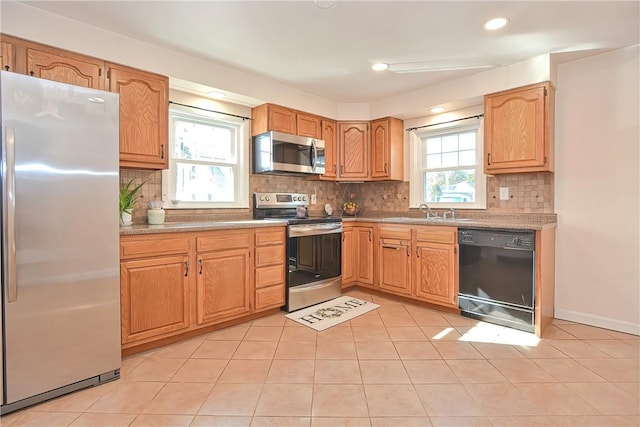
414;242;457;307
26;45;104;89
370;118;390;179
338;122;369;180
297;113;322;138
379;240;411;296
1;40;15;72
197;248;251;324
356;227;374;285
484;83;550;173
269;105;297;134
341;227;357;287
320;120;338;180
107;64;168;169
370;117;404;181
120;256;189;344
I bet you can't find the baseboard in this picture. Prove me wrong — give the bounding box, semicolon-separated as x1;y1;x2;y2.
555;309;640;336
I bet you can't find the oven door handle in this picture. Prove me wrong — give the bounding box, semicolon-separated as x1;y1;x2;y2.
289;223;343;237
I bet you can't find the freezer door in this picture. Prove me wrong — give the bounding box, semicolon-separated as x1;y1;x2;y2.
1;72;121;404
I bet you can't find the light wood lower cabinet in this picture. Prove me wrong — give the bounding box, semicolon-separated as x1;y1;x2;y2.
119;226;286;350
413;226;458;308
341;224;374;288
253;228;286;311
120;256;190;344
378;225;412;296
196;231;251;325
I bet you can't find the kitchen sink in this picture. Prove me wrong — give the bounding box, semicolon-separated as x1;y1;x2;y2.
381;217;473;223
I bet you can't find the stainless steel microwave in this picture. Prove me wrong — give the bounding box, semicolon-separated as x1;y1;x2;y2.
253;131;325;175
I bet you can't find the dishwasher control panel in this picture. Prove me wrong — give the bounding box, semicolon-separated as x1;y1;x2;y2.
458;229;535;250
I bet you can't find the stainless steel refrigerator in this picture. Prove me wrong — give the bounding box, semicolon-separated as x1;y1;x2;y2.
1;72;121;414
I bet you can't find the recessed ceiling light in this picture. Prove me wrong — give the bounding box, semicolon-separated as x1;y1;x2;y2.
207;91;226;99
484;17;509;30
372;63;389;71
430;107;445;113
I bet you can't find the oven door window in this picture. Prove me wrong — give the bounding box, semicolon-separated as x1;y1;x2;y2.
288;233;341;287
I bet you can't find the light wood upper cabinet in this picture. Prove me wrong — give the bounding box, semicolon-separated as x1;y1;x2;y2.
320;119;338;180
484;82;555;174
107;63;168;170
1;40;15;72
196;230;251;324
297;113;322;138
25;43;104;90
370;117;404;180
338;121;369;180
252;103;297;136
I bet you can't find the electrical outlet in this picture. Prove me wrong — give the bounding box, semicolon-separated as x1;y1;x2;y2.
499;187;509;200
311;194;317;204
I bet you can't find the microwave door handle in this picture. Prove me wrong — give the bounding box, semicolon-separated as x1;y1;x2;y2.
310;139;317;171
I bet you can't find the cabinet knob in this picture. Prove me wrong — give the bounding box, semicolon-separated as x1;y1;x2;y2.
29;70;35;76
3;66;9;71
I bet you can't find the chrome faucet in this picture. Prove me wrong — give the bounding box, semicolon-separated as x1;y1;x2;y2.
443;208;456;220
418;203;438;219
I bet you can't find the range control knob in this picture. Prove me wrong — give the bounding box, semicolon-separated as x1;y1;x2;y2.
265;195;271;201
302;196;307;201
259;195;265;201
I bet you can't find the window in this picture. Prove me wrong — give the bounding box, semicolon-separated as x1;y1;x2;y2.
162;109;249;208
409;121;486;209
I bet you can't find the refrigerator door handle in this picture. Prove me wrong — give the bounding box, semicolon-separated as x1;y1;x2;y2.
3;126;18;302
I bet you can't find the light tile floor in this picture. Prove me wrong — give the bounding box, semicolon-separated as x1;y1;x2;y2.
2;288;639;426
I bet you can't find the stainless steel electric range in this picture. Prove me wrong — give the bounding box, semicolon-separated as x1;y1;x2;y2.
253;192;342;312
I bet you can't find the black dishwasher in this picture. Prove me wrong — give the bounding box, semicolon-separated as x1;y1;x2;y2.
458;228;535;333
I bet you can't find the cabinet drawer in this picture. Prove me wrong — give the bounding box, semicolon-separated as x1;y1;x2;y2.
415;226;457;244
256;245;285;267
197;230;250;252
255;284;285;311
120;237;189;259
255;264;285;289
378;225;412;240
254;228;285;246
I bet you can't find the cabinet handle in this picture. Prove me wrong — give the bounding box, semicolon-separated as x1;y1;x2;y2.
544;155;548;164
184;261;189;276
29;70;34;76
333;163;337;173
340;165;343;175
487;153;491;165
406;246;410;257
161;144;165;159
368;231;372;241
342;233;345;241
384;163;387;173
198;258;204;274
416;247;420;258
382;245;401;250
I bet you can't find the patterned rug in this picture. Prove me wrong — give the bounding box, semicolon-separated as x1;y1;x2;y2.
285;296;380;331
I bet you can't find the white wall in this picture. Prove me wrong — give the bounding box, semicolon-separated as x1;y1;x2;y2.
555;45;640;334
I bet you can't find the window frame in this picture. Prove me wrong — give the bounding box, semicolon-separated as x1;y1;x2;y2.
409;120;486;209
162;108;249;209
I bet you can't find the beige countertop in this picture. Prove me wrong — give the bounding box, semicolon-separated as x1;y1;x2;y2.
119;219;288;236
120;213;556;235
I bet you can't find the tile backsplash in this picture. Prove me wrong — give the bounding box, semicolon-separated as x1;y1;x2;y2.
120;169;554;224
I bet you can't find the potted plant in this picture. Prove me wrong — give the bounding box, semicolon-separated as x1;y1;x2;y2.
119;179;145;226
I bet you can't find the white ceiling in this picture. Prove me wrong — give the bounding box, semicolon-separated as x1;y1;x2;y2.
18;1;640;104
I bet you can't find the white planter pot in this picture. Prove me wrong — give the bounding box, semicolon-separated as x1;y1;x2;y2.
120;211;133;226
